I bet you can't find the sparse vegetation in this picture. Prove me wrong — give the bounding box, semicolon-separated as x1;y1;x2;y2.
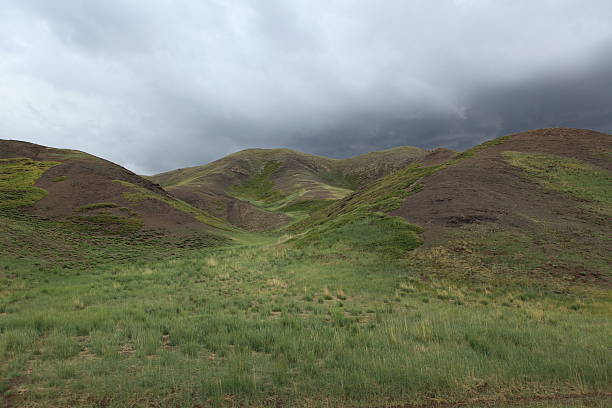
151;146;428;231
68;213;143;235
279;199;336;215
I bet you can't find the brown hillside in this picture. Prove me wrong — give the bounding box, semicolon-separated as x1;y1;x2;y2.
390;128;611;231
0;140;229;236
290;128;610;283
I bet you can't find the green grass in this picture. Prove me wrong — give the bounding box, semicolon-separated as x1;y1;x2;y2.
232;160;286;203
286;162;442;252
0;157;59;209
293;213;423;258
0;211;228;273
52;175;68;182
46;149;101;162
1;240;610;407
319;169;358;190
504;151;612;209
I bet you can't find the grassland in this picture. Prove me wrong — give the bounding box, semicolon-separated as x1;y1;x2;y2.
2;215;611;407
1;133;611;407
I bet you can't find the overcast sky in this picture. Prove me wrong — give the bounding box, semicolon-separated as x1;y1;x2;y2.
1;1;611;174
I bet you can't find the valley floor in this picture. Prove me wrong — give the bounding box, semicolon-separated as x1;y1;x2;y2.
1;232;611;407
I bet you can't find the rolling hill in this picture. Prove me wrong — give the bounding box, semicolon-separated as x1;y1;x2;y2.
150;146;428;231
2;128;611;408
293;128;611;284
0;140;233;268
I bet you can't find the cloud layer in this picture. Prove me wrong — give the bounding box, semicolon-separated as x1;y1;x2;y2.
1;0;611;174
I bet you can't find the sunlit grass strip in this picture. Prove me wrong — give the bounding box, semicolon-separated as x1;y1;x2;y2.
504;151;612;207
0;157;60;210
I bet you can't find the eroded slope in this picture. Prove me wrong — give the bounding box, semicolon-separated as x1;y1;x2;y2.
151;146;428;231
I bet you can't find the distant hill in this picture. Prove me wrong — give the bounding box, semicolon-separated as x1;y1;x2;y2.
0;140;232;236
150;146;428;231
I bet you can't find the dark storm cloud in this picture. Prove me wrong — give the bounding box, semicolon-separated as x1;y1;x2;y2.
1;1;611;174
294;41;612;158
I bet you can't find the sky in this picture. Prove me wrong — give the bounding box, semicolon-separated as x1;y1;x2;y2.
1;0;611;175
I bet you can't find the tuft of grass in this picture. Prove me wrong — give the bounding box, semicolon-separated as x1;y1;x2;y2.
0;157;59;209
52;175;68;182
42;330;81;360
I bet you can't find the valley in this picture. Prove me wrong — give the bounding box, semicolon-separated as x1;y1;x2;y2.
1;128;611;407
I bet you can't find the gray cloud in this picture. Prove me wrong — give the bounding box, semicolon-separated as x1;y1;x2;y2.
0;0;611;174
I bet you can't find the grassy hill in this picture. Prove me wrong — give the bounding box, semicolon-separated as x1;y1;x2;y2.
291;128;611;284
2;129;611;407
0;140;234;269
150;146;428;231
